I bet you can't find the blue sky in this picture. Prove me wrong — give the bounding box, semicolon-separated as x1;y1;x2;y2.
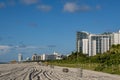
0;0;120;62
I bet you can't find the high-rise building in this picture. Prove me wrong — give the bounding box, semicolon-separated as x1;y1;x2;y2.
111;30;120;45
32;54;38;61
76;30;120;56
18;53;23;62
76;31;89;53
82;39;88;54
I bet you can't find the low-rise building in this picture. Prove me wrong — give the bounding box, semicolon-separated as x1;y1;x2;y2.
40;51;63;61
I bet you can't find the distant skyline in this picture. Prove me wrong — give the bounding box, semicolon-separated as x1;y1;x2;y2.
0;0;120;62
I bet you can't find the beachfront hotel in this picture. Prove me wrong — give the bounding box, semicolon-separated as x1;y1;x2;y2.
18;53;23;62
76;30;120;56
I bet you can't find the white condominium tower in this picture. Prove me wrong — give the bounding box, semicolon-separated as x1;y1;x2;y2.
111;30;120;44
18;53;23;62
32;54;38;61
76;30;120;56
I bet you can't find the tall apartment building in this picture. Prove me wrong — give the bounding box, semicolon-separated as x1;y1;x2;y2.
76;30;120;56
18;53;23;62
111;30;120;44
32;54;40;61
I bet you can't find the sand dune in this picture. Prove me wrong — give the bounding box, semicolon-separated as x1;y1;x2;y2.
0;63;120;80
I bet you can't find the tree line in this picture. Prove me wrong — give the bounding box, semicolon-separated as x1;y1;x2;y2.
50;44;120;74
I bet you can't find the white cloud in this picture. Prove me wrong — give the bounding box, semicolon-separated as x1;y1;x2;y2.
20;0;38;5
14;45;32;49
0;45;38;51
18;46;38;49
64;2;79;13
63;2;95;13
0;2;6;8
37;5;52;12
0;45;10;50
0;44;50;55
0;45;11;53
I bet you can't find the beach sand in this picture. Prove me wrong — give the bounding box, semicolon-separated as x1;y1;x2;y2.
0;62;120;80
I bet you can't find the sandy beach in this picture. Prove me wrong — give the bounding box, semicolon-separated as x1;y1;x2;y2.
0;62;120;80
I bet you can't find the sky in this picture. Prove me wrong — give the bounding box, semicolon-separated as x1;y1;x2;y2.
0;0;120;62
